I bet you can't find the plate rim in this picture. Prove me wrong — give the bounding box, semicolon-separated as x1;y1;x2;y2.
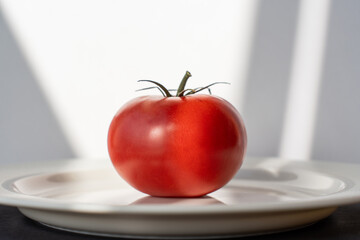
1;157;360;215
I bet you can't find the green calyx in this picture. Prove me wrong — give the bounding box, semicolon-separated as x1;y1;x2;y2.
137;71;229;97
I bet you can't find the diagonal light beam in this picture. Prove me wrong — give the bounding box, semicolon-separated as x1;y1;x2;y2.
280;0;331;160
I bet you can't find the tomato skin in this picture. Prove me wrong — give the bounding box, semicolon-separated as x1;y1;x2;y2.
108;94;247;197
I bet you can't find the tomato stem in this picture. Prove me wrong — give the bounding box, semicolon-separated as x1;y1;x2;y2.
176;71;192;97
137;71;229;98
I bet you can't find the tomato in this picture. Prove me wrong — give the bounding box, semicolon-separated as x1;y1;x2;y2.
108;72;247;197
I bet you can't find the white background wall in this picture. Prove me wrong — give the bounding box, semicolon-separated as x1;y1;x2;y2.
1;0;360;164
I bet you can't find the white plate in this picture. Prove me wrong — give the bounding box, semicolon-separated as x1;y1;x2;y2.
1;157;360;239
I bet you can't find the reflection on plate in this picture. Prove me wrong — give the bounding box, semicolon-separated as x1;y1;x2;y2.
1;157;360;238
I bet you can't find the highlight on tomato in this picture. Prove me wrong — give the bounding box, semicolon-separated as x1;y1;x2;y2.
108;71;247;197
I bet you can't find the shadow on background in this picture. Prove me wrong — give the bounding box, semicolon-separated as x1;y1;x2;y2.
0;8;75;163
242;0;300;158
1;0;360;164
312;0;360;162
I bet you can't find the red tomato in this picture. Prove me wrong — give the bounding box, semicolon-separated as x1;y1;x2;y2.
108;94;247;197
